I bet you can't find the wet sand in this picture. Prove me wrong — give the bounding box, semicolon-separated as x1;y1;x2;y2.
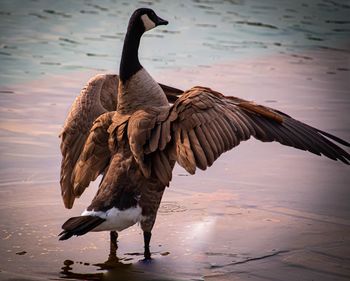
1;48;350;280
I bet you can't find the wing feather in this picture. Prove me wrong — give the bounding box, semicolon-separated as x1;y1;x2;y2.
153;152;168;186
195;126;215;166
168;86;349;175
72;112;114;197
177;129;196;174
159;120;171;150
188;129;208;170
211;119;229;151
148;123;161;153
200;124;219;158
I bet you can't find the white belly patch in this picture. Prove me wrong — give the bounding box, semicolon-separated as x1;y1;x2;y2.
81;205;143;232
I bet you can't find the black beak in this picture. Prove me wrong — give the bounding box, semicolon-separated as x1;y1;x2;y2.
156;16;168;26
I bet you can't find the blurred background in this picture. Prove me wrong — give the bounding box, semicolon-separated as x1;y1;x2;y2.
0;0;349;280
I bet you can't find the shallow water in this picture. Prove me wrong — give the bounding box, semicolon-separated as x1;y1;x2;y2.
1;0;350;85
1;0;350;280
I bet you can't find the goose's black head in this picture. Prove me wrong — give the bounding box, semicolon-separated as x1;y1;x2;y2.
127;8;168;34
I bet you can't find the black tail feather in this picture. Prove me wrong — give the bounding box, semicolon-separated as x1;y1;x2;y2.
59;216;105;240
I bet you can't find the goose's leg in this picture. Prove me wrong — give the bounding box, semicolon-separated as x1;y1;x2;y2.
109;231;118;258
140;188;165;260
143;231;152;260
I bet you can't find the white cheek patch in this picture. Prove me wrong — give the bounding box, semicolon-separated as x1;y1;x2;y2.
141;14;156;31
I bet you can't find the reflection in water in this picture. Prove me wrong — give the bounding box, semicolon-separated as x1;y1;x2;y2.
59;239;181;281
59;234;135;281
61;260;104;280
60;254;184;281
60;254;132;281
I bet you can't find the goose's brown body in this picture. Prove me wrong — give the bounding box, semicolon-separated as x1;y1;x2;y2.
70;69;172;233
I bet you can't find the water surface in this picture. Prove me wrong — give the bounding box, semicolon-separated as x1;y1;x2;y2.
0;0;350;280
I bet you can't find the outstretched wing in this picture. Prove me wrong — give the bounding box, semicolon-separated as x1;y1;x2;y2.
128;86;350;186
71;112;115;198
60;74;117;208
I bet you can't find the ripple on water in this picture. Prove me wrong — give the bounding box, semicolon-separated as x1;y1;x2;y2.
43;9;71;18
159;202;187;214
59;37;80;45
235;20;278;30
86;3;109;12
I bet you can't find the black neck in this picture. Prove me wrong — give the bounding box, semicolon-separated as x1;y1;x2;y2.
119;26;144;83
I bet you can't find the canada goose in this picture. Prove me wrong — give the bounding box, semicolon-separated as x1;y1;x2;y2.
59;8;350;260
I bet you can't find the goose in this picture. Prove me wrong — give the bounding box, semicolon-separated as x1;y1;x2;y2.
59;8;350;260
